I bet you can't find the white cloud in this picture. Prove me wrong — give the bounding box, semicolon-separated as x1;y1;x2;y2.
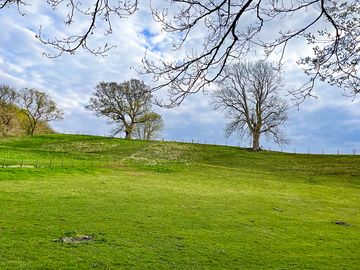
0;2;358;152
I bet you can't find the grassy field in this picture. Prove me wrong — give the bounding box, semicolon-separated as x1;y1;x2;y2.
0;134;359;269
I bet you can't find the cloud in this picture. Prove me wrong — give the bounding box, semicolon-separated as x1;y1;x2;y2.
0;2;358;154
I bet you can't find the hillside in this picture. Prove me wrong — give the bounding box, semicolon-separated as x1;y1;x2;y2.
0;104;54;137
0;134;359;269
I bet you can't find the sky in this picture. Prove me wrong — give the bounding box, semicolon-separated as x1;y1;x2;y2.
0;1;359;154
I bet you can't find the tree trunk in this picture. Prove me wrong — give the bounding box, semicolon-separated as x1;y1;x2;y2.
27;124;36;135
125;124;133;139
252;130;260;151
124;130;132;139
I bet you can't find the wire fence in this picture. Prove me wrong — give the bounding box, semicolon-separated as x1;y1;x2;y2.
0;132;358;169
61;131;359;156
0;157;120;169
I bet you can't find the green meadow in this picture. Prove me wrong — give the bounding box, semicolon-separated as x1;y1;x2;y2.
0;134;359;269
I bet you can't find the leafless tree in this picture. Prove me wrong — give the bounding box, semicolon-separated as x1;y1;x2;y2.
144;0;359;106
134;112;163;140
17;88;64;135
212;61;289;151
1;1;358;103
0;0;26;14
85;79;153;139
0;84;18;136
0;0;138;57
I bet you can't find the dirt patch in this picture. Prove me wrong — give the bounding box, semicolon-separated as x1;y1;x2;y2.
333;221;351;226
54;233;93;243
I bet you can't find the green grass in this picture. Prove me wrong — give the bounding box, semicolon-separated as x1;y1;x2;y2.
0;134;359;269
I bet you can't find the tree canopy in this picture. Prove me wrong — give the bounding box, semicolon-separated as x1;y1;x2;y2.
134;112;164;140
85;79;157;139
1;0;359;105
0;85;60;136
17;88;64;135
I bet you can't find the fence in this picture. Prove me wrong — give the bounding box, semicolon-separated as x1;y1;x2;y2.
61;131;359;156
0;157;120;169
0;137;358;169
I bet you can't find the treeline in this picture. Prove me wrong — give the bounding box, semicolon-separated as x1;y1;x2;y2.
0;85;63;137
1;79;164;141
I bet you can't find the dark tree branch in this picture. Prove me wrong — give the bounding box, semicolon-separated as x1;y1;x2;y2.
2;0;358;104
142;0;359;106
1;0;138;57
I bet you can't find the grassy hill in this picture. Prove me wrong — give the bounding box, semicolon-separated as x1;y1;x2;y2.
0;134;359;269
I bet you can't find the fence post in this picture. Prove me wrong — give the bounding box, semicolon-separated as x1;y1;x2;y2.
20;159;23;168
49;159;52;168
2;158;5;168
61;159;64;167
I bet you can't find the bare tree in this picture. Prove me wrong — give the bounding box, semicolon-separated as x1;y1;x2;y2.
144;0;359;106
17;88;63;135
212;61;288;151
85;79;153;139
0;0;25;13
0;0;138;57
1;1;359;102
0;85;18;136
134;112;163;140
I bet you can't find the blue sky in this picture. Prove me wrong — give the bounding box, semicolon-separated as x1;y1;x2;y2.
0;1;359;154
